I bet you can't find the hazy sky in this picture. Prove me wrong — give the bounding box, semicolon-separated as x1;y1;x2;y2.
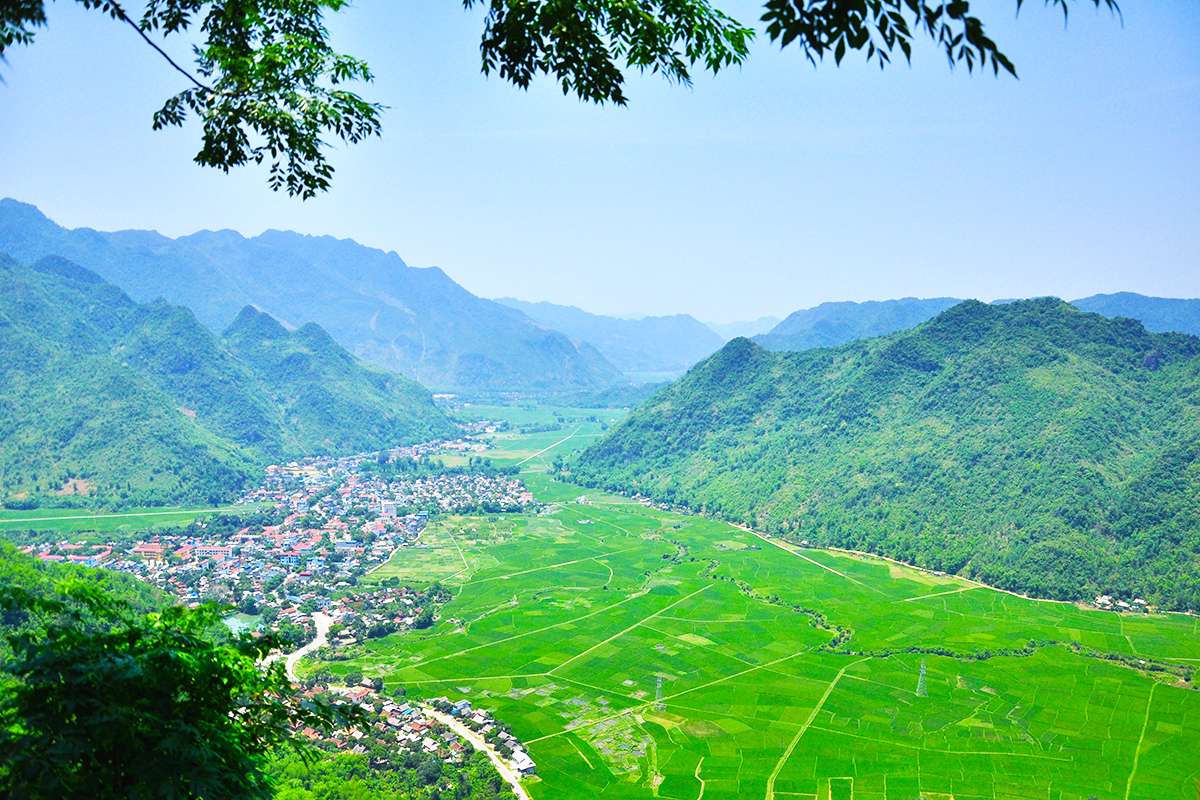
2;1;1198;321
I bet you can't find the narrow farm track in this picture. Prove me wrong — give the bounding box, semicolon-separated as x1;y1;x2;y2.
515;424;584;466
765;657;872;800
1123;682;1158;800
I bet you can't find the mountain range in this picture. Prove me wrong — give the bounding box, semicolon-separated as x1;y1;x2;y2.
0;254;455;506
756;294;1200;352
754;297;963;351
572;299;1200;609
496;298;724;380
1071;292;1200;335
0;199;624;394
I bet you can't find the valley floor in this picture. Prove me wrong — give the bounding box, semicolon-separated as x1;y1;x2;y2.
303;414;1200;800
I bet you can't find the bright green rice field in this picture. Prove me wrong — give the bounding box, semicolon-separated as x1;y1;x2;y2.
310;412;1200;800
0;504;253;534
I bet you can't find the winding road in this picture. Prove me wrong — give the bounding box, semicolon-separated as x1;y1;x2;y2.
425;707;531;800
282;612;331;682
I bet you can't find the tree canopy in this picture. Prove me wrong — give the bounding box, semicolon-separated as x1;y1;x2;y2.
0;566;361;798
1;0;1119;196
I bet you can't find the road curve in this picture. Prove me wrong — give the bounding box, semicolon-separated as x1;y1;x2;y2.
283;612;332;682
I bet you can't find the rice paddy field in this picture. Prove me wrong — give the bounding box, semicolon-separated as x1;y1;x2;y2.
0;504;255;534
308;411;1200;800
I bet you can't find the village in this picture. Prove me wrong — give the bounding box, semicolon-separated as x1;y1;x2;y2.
24;435;535;629
294;680;537;779
18;432;541;785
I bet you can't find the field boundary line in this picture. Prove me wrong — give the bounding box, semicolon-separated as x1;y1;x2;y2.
402;589;650;670
555;673;643;700
899;586;980;603
399;672;547;684
568;737;594;770
525;648;815;745
661;649;812;703
515;424;584;466
445;526;470;572
1123;682;1158;800
765;657;871;800
807;725;1074;761
464;547;639;585
549;584;712;674
734;525;886;596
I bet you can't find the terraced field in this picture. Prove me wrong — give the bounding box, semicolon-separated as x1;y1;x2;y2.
310;416;1200;800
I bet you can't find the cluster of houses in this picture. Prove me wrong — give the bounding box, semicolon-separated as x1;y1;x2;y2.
24;430;543;786
324;584;447;646
24;429;538;621
371;473;536;515
1094;594;1151;613
300;684;465;763
436;698;537;776
296;681;536;777
24;504;427;618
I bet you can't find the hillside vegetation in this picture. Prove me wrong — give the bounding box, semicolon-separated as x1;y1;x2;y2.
573;299;1200;609
0;199;624;393
0;255;455;507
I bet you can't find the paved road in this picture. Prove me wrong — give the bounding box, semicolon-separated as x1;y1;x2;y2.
282;612;331;682
425;707;531;800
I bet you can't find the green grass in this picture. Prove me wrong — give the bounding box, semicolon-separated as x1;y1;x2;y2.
0;504;258;534
314;451;1200;799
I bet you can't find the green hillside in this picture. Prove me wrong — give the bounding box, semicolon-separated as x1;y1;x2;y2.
0;199;626;394
572;299;1200;609
0;256;455;507
222;306;456;455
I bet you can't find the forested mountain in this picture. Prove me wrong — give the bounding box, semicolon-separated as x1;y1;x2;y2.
572;300;1200;609
0;255;455;507
754;297;963;351
1073;292;1200;336
0;199;624;393
497;298;724;379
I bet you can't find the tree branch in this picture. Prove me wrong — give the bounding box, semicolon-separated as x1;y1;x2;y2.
116;9;210;92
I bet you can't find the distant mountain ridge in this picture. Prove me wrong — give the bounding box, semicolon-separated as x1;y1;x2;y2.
0;199;624;394
497;298;724;379
0;255;455;506
1072;292;1200;336
754;297;963;351
573;299;1200;610
756;293;1200;353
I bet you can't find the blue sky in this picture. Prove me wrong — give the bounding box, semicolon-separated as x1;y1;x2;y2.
1;0;1197;321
